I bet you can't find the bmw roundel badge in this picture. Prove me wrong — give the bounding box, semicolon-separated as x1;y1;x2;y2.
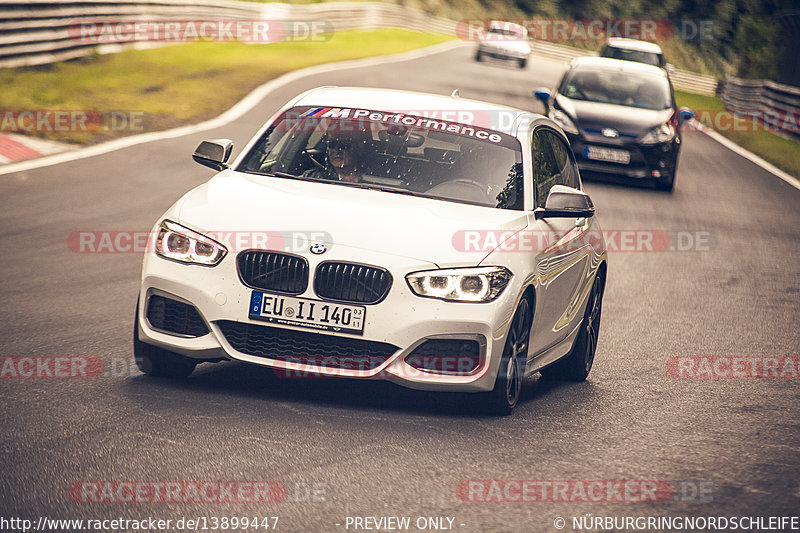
310;243;327;255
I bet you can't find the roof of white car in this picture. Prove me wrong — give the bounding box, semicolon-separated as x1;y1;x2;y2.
291;86;533;136
571;56;667;77
488;20;527;35
604;38;663;54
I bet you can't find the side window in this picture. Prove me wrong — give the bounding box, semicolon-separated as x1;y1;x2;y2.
532;129;561;208
546;132;581;190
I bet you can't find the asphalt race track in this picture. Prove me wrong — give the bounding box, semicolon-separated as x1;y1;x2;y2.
1;44;799;532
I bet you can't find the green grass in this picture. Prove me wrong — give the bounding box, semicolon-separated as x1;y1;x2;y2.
0;29;452;144
675;90;800;179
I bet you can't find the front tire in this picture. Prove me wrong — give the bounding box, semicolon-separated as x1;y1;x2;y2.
475;50;484;62
542;269;604;381
518;58;527;68
485;295;532;415
133;301;197;378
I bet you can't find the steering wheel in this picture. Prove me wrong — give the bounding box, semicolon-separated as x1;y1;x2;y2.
449;179;489;193
303;148;327;171
427;179;492;204
571;87;588;99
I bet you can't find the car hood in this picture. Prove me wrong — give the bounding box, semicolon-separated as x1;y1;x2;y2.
556;95;672;137
176;171;529;267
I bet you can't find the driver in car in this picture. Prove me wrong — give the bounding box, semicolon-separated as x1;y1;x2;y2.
304;127;369;183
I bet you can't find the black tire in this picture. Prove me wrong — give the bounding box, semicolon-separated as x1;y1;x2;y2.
542;269;604;381
475;50;484;62
133;301;197;378
518;58;527;68
485;295;532;415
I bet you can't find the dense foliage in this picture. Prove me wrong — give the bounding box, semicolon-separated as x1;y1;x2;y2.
414;0;796;82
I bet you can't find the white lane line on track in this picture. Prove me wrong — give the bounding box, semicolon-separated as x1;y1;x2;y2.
691;120;800;192
0;39;467;178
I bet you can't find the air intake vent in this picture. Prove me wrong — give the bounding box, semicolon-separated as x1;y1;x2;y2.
216;320;399;371
146;295;209;337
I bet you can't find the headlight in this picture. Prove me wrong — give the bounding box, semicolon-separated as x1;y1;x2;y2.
155;220;227;266
406;267;512;303
640;122;675;144
548;109;579;135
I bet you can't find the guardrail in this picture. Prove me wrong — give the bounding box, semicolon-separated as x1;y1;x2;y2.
718;76;800;137
0;0;716;96
0;0;455;68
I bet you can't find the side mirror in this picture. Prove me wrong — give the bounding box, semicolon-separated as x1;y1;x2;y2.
533;88;551;113
192;139;233;171
533;88;551;103
534;185;595;219
665;63;675;73
679;106;696;123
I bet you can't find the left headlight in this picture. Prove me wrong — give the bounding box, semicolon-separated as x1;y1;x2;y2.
154;220;227;266
406;266;512;303
639;122;675;144
548;109;579;135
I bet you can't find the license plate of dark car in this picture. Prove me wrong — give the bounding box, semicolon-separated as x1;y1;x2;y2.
249;291;365;335
584;145;631;164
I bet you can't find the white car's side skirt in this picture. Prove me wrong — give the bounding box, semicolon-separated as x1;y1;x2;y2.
525;320;582;376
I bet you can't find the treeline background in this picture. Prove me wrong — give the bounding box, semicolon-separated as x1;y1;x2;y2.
404;0;799;84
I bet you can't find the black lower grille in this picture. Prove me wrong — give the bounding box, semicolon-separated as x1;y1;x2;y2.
146;295;209;337
237;251;308;294
216;320;399;371
405;339;482;374
314;262;392;304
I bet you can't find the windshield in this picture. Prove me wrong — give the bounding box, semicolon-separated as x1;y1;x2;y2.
487;26;523;38
601;47;663;67
238;107;524;210
561;68;671;110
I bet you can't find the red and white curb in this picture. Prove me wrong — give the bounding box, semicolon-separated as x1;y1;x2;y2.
0;133;74;164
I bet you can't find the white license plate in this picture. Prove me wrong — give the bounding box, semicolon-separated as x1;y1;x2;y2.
584;145;631;164
249;292;365;335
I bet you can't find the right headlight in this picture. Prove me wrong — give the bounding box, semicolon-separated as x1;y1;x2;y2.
639;122;675;144
154;220;227;266
406;266;512;303
548;109;579;135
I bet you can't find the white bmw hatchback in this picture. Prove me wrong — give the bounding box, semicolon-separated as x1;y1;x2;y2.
135;87;608;414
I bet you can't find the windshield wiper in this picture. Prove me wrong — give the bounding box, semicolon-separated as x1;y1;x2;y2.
248;172;429;198
342;182;429;198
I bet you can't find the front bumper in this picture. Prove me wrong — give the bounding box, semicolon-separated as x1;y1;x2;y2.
567;131;680;180
137;245;520;392
477;44;530;61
